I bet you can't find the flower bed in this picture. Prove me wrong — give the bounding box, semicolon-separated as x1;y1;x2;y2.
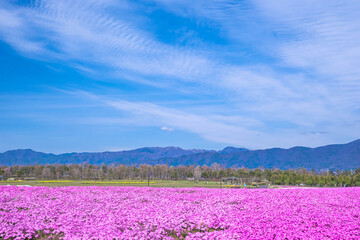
0;186;359;239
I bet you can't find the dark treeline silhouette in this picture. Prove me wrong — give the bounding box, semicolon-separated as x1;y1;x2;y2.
1;163;360;187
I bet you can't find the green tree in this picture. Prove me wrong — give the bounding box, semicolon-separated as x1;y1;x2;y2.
318;180;325;187
270;174;279;184
305;176;313;186
171;171;178;180
201;172;209;179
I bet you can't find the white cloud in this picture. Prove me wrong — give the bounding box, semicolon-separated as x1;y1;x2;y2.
73;91;358;149
90;94;266;147
160;126;174;132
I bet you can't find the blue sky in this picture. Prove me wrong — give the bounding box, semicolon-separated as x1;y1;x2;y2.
1;0;360;153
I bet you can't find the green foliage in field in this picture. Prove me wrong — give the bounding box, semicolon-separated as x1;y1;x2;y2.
0;163;359;187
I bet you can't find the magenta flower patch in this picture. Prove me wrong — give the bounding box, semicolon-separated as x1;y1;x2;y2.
0;186;359;239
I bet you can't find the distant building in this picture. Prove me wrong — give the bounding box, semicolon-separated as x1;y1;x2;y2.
24;177;36;181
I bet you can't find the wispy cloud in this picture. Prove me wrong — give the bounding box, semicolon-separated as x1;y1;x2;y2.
150;0;360;109
79;92;264;147
0;0;359;150
0;0;215;84
253;0;360;107
69;91;354;149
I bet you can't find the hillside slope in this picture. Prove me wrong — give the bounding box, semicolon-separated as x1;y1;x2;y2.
0;140;359;170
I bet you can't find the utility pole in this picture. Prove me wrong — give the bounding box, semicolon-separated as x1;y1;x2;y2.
148;173;150;187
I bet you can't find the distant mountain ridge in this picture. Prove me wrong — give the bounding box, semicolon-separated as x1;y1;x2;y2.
0;147;212;166
0;140;359;170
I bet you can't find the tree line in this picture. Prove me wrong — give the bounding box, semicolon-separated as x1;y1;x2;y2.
1;163;360;187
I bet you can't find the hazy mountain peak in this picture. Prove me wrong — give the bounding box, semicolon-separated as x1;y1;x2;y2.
220;146;249;153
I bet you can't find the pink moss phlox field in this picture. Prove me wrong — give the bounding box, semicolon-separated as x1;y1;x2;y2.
0;186;359;239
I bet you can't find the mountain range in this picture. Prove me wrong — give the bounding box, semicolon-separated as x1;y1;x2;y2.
0;139;359;170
